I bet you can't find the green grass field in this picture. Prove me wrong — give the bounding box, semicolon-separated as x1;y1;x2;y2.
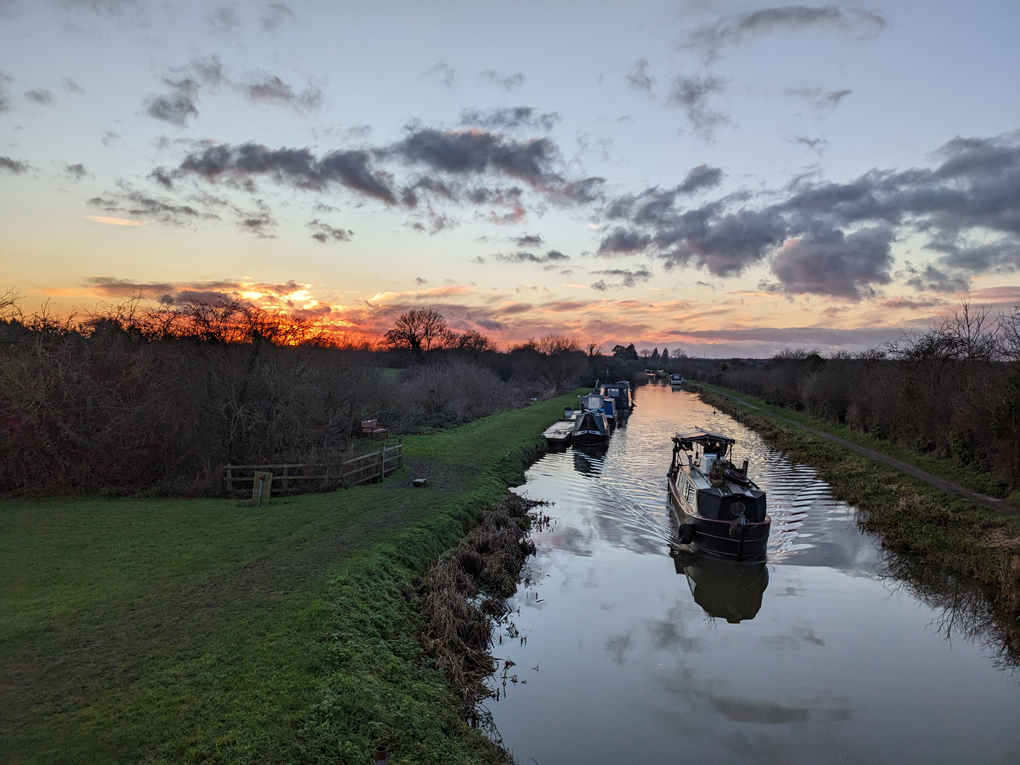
0;393;582;765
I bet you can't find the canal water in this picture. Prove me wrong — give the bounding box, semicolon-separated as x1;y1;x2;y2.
489;384;1020;764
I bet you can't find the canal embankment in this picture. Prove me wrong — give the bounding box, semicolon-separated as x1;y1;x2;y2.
0;391;583;765
694;383;1020;634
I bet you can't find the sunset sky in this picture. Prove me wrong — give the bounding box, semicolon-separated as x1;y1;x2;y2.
1;0;1018;356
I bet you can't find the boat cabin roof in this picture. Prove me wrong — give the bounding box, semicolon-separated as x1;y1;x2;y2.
673;430;735;455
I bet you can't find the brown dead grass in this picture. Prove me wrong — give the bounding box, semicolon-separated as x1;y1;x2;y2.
417;492;544;715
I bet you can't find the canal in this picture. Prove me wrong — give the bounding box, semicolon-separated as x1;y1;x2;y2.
488;384;1020;764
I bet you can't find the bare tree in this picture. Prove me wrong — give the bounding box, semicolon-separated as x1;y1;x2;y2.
999;305;1020;363
384;307;451;356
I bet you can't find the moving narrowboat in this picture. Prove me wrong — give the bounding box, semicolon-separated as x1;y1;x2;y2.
666;430;770;562
669;373;684;388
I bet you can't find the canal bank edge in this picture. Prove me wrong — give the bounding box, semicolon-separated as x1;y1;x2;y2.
692;383;1020;638
293;389;587;765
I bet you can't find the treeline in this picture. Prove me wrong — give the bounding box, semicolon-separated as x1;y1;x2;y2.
682;304;1020;493
0;296;616;496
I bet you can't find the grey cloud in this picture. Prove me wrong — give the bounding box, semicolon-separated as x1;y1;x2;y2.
929;239;1019;274
0;71;12;112
597;228;653;254
243;74;321;110
25;89;54;104
459;106;561;132
775;133;1020;273
88;183;219;226
786;86;852;109
590;266;652;290
62;77;84;93
599;204;784;278
678;164;723;194
85;276;302;301
661;209;786;276
669;75;726;136
794;135;827;154
146;91;198;126
425;62;456;88
690;6;886;57
770;226;894;299
480;69;525;91
64;163;88;180
415;276;427;285
0;156;30;174
148;166;174;189
494;249;569;264
261;2;294;31
237;199;276;238
627;59;654;93
391;128;561;188
513;234;544;248
147;56;319;124
177;142;398;203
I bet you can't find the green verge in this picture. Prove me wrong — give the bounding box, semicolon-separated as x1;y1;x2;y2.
693;384;1020;623
0;391;584;765
701;383;1013;502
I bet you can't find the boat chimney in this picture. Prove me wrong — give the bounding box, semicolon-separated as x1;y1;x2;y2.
741;459;748;476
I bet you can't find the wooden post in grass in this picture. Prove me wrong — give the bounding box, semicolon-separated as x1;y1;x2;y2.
252;471;273;506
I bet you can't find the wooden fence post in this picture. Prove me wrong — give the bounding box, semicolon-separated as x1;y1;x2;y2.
252;471;273;506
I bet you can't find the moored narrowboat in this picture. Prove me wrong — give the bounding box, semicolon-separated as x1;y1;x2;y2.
572;392;610;447
599;380;633;411
666;430;770;562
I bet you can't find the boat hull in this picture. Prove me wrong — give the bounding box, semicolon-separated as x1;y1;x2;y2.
667;476;771;562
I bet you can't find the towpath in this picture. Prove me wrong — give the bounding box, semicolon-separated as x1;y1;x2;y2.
705;388;1017;517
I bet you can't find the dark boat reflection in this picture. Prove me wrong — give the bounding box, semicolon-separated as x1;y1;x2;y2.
670;549;769;623
572;445;607;476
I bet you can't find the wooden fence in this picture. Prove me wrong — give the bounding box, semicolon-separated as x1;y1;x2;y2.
224;442;403;498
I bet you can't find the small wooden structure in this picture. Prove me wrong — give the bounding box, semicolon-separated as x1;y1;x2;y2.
251;470;273;506
358;418;389;439
224;442;402;498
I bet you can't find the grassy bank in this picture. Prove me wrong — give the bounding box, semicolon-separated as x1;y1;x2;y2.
694;384;1020;640
0;392;582;765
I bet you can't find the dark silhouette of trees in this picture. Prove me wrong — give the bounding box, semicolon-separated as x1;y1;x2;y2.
384;308;452;356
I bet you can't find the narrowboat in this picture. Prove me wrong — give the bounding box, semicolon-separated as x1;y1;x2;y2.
666;430;770;562
571;392;610;447
599;380;633;411
669;373;684;388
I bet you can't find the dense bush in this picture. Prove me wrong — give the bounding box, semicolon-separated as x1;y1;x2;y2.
0;300;609;496
679;304;1020;492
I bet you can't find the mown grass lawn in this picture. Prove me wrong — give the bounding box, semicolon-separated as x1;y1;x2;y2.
0;392;582;765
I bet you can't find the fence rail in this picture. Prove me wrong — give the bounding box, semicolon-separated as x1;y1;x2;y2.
224;442;402;498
